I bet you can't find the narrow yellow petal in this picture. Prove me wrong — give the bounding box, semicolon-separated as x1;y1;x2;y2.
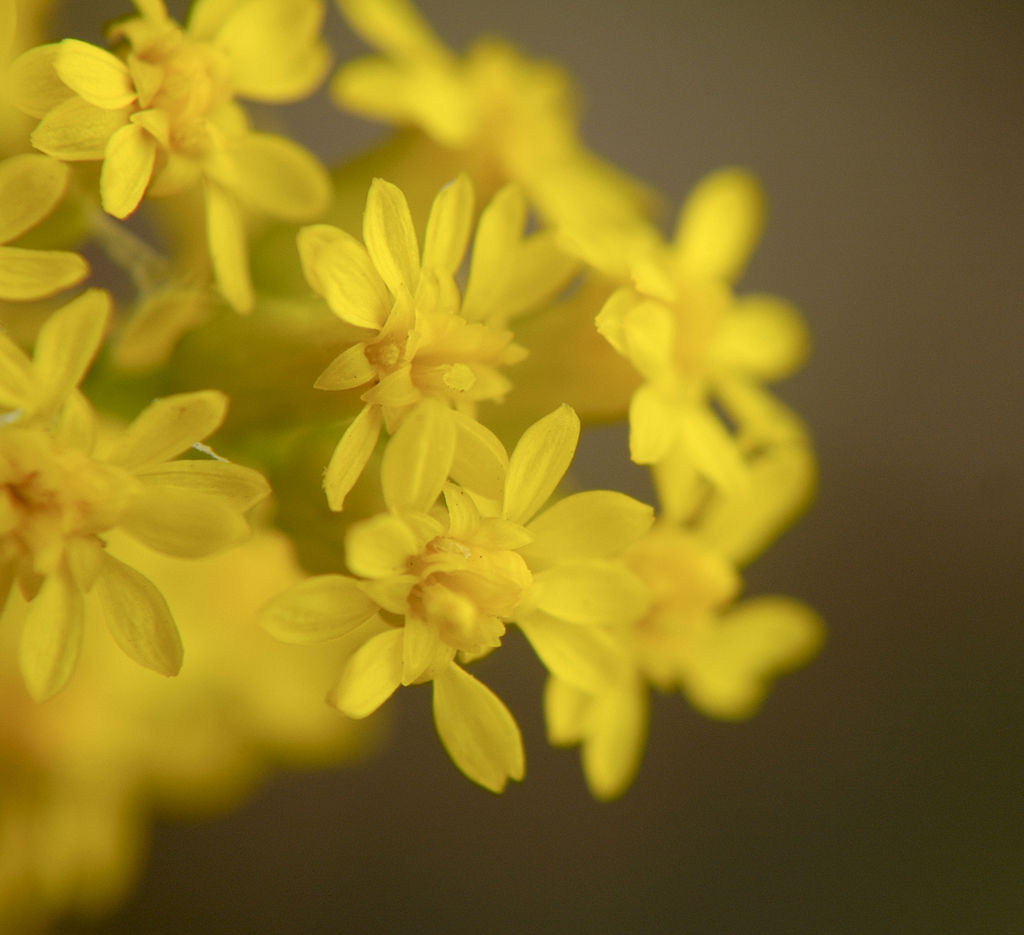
432;663;524;793
401;613;441;685
102;390;228;471
518;611;627;692
205;181;253;313
680;405;749;492
581;681;649;800
0;246;90;301
31;97;128;160
298;224;390;329
530;561;650;627
32;289;111;412
91;554;182;676
363;177;420;296
422;173;474;275
55;39;137;109
100;122;156;218
216;0;330;101
135;460;270;512
211;132;330;221
381;400;455;513
315;344;375;391
18;571;84;700
543;675;589;745
0;327;34;410
462;184;526;320
627;385;674;464
328;627;404;717
337;0;448;59
9;43;77;119
0;153;70;243
324;405;382;512
448;408;508;501
673;167;765;283
119;486;249;557
261;574;378;644
522;490;654;567
503;404;580;524
714;293;810;380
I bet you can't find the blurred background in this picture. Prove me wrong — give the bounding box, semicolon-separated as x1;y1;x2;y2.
56;0;1022;932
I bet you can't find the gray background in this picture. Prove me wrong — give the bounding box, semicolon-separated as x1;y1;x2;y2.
58;1;1023;932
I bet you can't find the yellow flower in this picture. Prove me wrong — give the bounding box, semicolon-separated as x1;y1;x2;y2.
10;0;332;311
261;404;654;791
544;425;822;801
0;291;270;699
571;167;811;495
298;173;575;510
0;152;89;300
332;0;651;233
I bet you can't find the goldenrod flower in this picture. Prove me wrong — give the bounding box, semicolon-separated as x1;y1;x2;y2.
262;404;654;791
332;0;650;232
0;291;270;699
10;0;332;311
544;424;822;801
0;152;88;300
571;168;810;495
298;174;574;510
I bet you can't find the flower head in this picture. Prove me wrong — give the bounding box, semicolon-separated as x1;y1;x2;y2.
332;0;651;232
299;174;575;510
0;291;270;698
10;0;332;311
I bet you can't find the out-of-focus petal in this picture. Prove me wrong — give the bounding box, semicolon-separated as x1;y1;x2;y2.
581;681;648;800
0;154;70;243
529;560;650;628
518;611;627;692
32;289;110;411
18;571;84;700
0;246;89;301
261;574;378;643
205;180;252;313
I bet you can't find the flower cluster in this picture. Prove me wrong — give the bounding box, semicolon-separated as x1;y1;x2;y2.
1;0;823;927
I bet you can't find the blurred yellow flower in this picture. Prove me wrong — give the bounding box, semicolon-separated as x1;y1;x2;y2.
9;0;332;311
0;291;270;698
332;0;651;232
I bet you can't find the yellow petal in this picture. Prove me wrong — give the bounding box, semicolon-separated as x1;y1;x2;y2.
503;404;580;524
328;627;404;717
0;246;90;301
18;571;84;700
205;181;253;313
345;512;422;579
543;675;589;745
462;184;526;320
324;404;382;512
381;400;455;513
0;153;70;243
135;459;270;512
422;173;474;276
448;408;508;501
54;39;137;109
211;132;330;221
100;122;156;218
92;553;182;676
216;0;330;101
261;574;378;643
523;490;654;567
490;231;578;322
518;611;627;692
627;385;675;464
298;224;390;329
0;326;34;410
32;96;129;160
714;293;809;380
337;0;448;59
119;486;249;557
673;167;765;283
32;289;111;411
685;596;824;720
581;681;648;800
432;663;524;793
530;560;650;627
401;612;443;685
363;177;420;296
679;405;749;492
315;344;375;391
102;390;228;471
9;43;77;119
